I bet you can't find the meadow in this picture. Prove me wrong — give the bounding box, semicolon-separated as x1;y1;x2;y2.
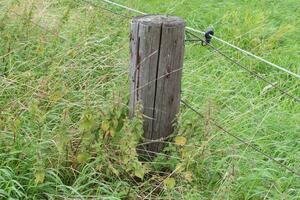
0;0;299;199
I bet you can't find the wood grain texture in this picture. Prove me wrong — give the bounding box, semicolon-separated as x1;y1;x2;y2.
129;15;185;156
129;21;139;118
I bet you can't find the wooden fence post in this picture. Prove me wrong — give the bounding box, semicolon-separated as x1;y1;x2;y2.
129;15;185;157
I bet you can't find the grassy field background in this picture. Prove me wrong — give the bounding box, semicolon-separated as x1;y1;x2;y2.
0;0;299;199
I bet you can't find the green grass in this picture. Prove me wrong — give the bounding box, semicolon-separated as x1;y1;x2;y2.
0;0;299;199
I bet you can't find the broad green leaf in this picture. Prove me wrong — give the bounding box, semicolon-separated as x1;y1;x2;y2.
35;171;45;184
184;171;193;182
14;118;21;129
79;114;95;132
164;177;176;189
49;90;64;102
134;167;145;179
77;152;90;164
101;121;109;132
175;136;187;146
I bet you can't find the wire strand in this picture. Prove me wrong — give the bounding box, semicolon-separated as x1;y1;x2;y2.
101;0;146;15
80;0;132;19
185;30;300;103
100;0;300;79
180;99;300;177
10;11;67;41
91;1;300;103
5;0;300;179
185;27;300;79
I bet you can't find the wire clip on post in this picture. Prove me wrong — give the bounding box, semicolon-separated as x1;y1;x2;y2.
185;28;214;46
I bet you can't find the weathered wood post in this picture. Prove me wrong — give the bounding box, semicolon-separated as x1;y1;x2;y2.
129;15;185;156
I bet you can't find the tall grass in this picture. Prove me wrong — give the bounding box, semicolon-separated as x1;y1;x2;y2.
0;0;299;199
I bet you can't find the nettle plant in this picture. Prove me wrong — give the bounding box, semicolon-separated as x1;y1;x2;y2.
28;90;204;194
150;115;203;189
71;101;149;180
71;100;198;185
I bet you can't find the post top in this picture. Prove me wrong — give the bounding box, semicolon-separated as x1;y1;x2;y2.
132;15;185;27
